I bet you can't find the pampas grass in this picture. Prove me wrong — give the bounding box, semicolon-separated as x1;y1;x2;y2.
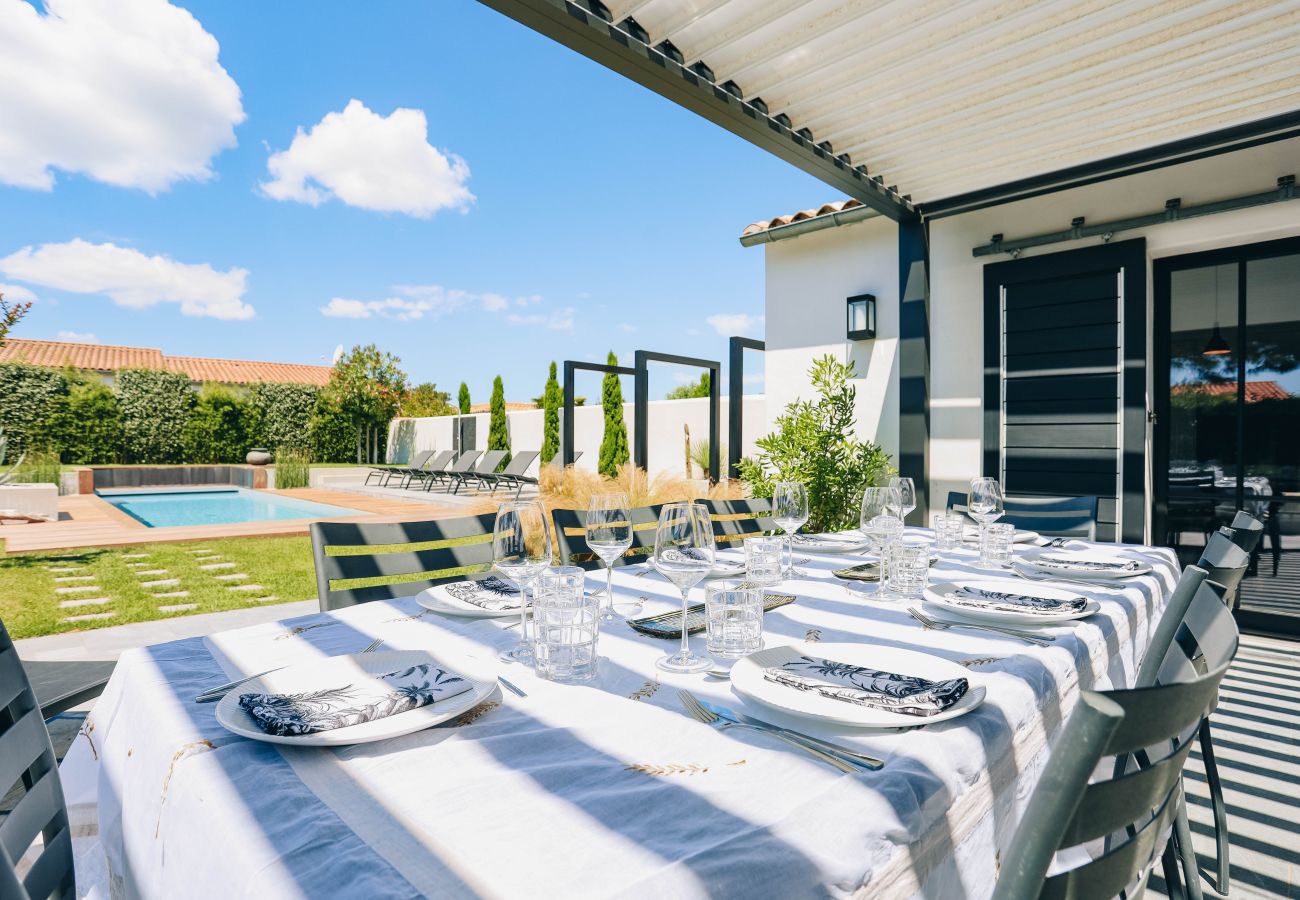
540;463;745;510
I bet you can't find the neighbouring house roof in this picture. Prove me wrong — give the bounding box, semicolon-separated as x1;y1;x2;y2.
0;338;334;387
469;402;538;413
1171;381;1291;402
739;198;877;246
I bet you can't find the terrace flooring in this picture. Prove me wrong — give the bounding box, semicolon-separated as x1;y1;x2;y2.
0;487;496;555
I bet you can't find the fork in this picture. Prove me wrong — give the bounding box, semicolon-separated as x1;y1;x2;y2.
677;690;859;774
907;607;1054;646
194;638;386;703
1010;563;1121;591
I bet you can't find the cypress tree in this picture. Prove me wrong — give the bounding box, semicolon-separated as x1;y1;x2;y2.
598;351;629;477
487;375;511;466
541;361;561;463
457;382;471;415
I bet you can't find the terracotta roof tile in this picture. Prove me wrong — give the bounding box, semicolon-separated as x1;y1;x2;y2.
1171;381;1291;402
742;198;864;237
0;339;333;387
469;402;537;413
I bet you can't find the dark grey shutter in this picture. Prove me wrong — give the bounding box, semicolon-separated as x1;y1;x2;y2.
983;240;1146;542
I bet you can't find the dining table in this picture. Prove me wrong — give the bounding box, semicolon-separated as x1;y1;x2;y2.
60;532;1178;899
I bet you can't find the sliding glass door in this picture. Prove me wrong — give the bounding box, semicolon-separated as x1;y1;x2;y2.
1155;237;1300;632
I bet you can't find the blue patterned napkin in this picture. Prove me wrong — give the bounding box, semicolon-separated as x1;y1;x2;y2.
943;585;1086;616
763;654;967;717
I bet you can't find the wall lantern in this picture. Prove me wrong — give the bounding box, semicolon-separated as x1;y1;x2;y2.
847;293;876;341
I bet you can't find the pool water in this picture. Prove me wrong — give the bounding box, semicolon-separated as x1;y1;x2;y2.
98;488;363;528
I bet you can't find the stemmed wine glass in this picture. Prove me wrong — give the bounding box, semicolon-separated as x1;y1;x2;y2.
860;485;902;594
653;501;715;674
493;500;552;664
772;481;809;577
586;492;633;624
888;476;917;522
967;477;1005;544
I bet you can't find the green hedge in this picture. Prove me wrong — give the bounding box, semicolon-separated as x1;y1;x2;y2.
0;363;66;454
117;369;192;463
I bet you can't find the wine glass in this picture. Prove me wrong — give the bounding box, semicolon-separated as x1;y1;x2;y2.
888;476;917;522
653;502;715;674
967;477;1005;546
586;492;633;623
493;500;552;664
860;486;902;593
772;481;810;577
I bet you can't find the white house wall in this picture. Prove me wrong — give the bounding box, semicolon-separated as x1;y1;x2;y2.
764;213;900;462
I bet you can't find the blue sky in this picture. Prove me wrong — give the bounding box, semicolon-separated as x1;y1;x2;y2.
0;0;830;403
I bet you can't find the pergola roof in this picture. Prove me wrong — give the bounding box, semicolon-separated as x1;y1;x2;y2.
480;0;1300;218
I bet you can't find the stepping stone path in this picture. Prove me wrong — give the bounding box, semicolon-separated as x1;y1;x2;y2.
122;553;149;559
47;566;83;573
158;603;198;613
54;575;96;583
55;585;99;594
142;578;180;588
126;562;150;568
199;562;235;570
135;569;167;576
214;573;249;581
58;597;111;609
185;548;215;554
227;584;266;592
153;590;191;598
61;611;116;623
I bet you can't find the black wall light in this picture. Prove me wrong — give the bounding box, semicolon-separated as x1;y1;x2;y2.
847;293;876;341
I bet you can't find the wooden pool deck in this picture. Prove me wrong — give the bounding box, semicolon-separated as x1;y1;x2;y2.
0;488;496;555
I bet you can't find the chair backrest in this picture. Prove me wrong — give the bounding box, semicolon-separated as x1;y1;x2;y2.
471;450;507;475
994;648;1236;900
946;491;1098;540
500;450;539;477
0;620;75;900
700;498;775;546
1222;509;1263;554
419;450;454;472
404;449;435;470
551;505;663;569
1196;530;1251;602
310;514;497;610
446;450;482;473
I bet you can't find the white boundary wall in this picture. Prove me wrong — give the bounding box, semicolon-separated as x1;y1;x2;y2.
387;395;766;479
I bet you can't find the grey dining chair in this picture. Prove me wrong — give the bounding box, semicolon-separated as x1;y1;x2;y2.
310;514;497;610
699;498;776;547
449;450;507;495
476;451;540;498
946;492;1098;540
992;623;1237;900
1;619;76;900
551;504;663;570
1196;530;1251;608
1221;509;1263;554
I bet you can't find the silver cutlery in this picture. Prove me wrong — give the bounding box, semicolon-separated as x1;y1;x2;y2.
678;690;873;774
194;637;386;703
497;676;528;698
907;607;1054;646
694;695;885;769
1009;563;1121;591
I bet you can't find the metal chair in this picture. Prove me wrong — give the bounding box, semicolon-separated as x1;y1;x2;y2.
992;623;1237;900
699;498;775;547
310;514;497;610
551;504;662;570
413;450;481;492
449;450;507;495
386;450;450;488
364;449;435;487
1;618;76;900
1220;509;1263;554
946;492;1098;540
476;451;540;498
1196;530;1251;608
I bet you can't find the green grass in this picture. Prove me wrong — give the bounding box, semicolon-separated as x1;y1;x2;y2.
0;536;318;640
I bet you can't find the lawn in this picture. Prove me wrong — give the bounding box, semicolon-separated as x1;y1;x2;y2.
0;535;318;639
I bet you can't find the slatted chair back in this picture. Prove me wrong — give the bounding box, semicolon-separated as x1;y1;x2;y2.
1196;530;1251;603
993;649;1236;900
1222;509;1264;554
551;505;663;570
700;498;775;547
0;619;75;900
946;491;1098;540
310;514;497;610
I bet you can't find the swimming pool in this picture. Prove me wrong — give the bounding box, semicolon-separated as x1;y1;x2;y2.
98;487;364;528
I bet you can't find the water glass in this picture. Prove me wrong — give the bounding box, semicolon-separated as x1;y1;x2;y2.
980;523;1015;568
704;581;764;659
772;481;810;576
532;583;599;684
885;540;930;600
743;535;783;586
931;512;965;550
538;566;586;596
865;514;904;589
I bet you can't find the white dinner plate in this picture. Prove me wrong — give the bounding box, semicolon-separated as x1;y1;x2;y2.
416;577;526;618
961;527;1039;544
924;579;1100;626
730;642;986;728
214;650;497;747
704;558;748;579
790;533;872;555
1018;548;1152;580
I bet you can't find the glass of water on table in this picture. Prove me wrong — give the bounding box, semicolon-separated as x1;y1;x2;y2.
705;581;764;659
586;492;634;623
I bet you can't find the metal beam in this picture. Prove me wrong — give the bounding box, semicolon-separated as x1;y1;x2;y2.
897;220;929;526
562;359;634;468
473;0;915;222
633;350;721;482
972;175;1298;257
727;336;763;480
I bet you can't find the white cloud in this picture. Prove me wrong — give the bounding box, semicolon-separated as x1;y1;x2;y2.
57;330;97;343
0;283;37;304
0;0;243;193
323;284;532;321
0;239;253;320
618;322;637;333
506;306;575;331
262;100;473;217
706;312;763;337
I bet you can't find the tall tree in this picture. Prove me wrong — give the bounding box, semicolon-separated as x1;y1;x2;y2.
487;374;511;465
403;382;454;417
325;344;408;463
599;351;629;477
457;382;471;414
541;361;561;462
0;292;31;346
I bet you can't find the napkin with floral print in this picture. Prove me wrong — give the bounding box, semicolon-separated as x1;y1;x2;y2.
763;653;967;717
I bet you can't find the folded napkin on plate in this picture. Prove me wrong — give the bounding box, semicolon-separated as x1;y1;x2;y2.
832;561;882;582
441;576;523;610
1033;556;1142;573
239;663;473;736
944;585;1087;615
763;654;968;717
